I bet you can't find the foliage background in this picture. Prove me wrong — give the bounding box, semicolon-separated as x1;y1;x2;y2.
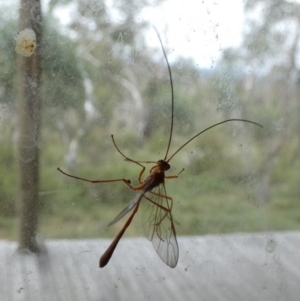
0;0;299;240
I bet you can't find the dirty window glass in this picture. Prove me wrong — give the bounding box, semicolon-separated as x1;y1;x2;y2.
1;0;299;300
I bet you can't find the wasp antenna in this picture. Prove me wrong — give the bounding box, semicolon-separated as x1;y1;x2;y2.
111;135;129;160
153;27;174;161
166;119;263;162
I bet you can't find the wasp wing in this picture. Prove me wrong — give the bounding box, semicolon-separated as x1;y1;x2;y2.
142;183;179;268
107;179;154;227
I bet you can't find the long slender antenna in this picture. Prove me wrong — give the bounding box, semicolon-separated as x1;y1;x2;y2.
166;119;263;162
153;27;174;161
111;135;130;160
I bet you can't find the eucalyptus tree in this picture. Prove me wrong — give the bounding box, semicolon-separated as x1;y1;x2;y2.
218;0;300;203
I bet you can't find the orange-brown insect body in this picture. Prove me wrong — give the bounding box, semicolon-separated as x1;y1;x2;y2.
58;28;263;269
142;160;170;191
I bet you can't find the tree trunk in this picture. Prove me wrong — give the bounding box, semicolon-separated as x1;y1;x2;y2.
259;132;287;203
17;0;42;252
259;26;300;204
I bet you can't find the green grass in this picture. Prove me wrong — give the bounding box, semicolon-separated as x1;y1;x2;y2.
1;128;300;241
4;169;295;241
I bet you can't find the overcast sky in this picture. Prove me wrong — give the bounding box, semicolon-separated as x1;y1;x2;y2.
4;0;245;68
53;0;245;68
139;0;244;68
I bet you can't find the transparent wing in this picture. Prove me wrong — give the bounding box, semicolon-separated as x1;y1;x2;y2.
107;190;145;227
107;179;154;227
142;183;179;268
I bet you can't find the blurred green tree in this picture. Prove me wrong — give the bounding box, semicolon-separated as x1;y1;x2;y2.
218;0;300;203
